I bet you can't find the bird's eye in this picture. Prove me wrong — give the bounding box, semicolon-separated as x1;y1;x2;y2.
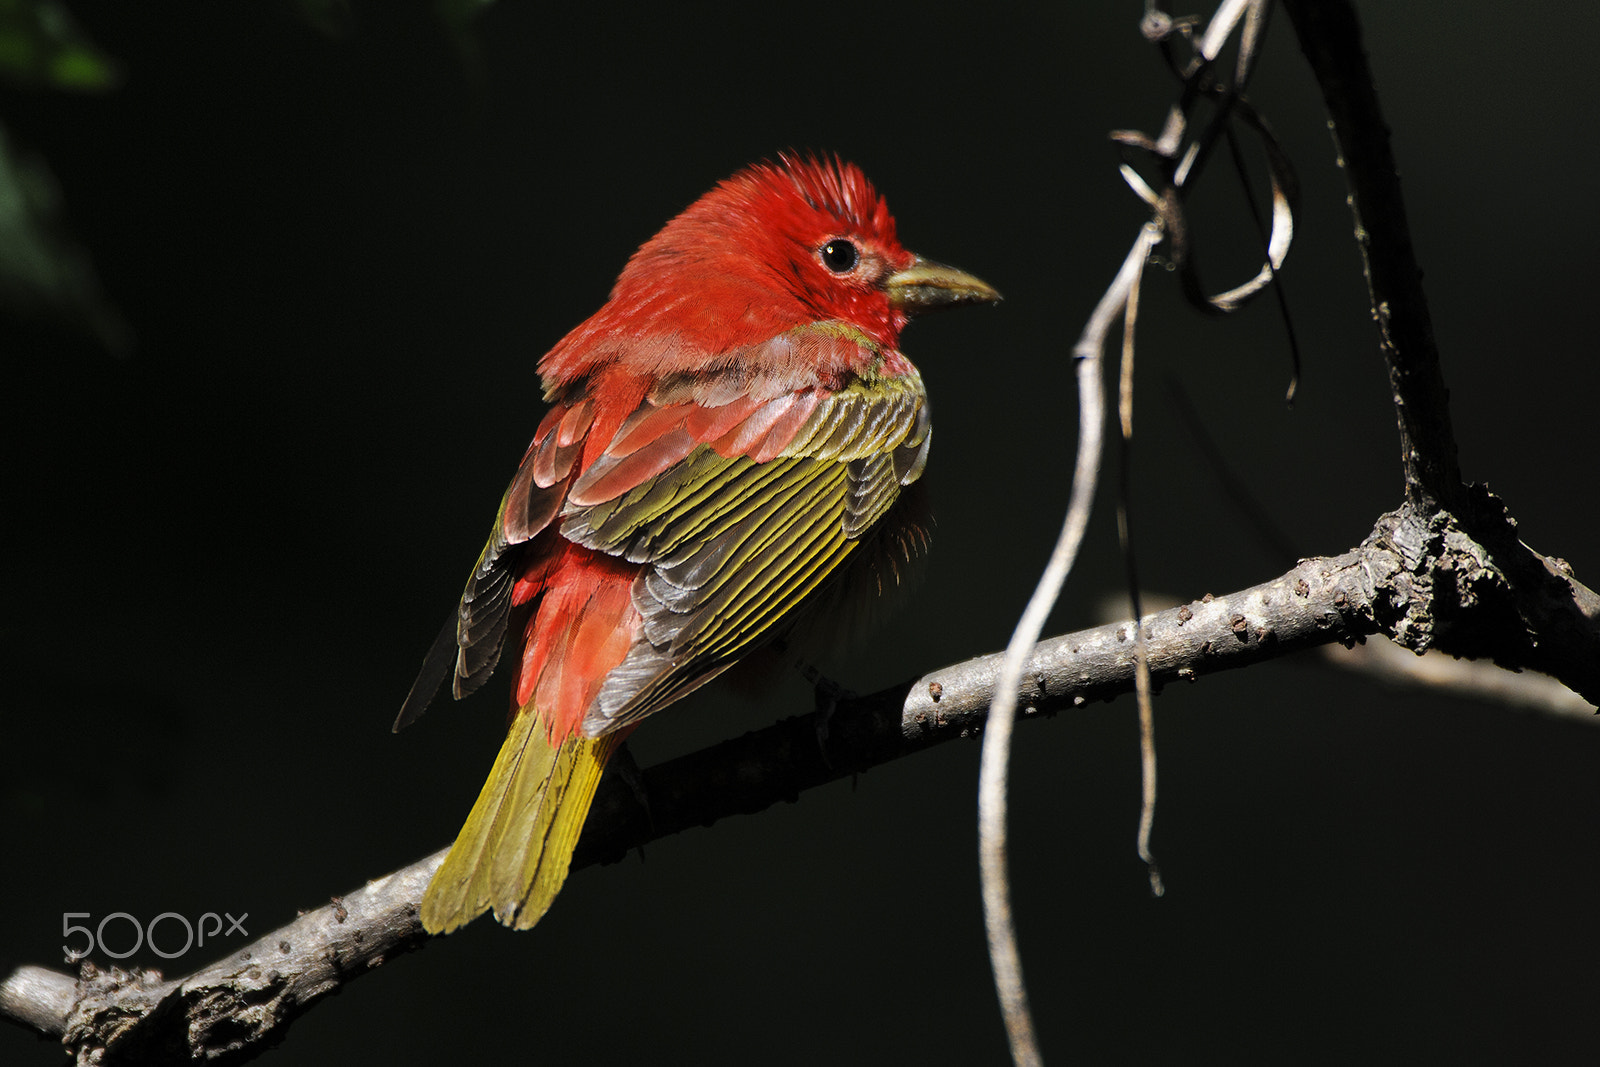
821;239;859;273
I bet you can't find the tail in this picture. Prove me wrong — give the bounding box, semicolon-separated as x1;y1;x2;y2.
422;708;621;934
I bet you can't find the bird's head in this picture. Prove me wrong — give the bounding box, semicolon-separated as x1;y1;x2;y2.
542;154;997;385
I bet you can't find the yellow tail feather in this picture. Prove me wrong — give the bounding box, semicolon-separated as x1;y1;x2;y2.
421;710;620;934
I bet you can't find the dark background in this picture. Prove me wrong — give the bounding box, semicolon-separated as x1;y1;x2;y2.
4;3;1596;1063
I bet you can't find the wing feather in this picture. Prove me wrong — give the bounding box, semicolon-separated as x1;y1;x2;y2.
574;372;928;735
402;329;930;744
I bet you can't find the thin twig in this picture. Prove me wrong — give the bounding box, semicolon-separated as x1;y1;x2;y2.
978;3;1293;1056
1222;122;1302;402
1116;252;1164;896
977;220;1160;1067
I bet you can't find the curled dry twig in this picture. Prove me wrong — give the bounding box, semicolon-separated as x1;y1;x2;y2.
977;1;1295;1061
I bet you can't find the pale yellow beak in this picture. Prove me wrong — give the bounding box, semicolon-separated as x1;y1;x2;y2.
887;257;1002;316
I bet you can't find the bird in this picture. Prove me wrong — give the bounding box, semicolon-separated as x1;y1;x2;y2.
396;153;999;935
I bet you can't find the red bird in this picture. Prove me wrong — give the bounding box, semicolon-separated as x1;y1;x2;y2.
398;155;999;934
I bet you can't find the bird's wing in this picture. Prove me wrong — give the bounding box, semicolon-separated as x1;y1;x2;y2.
397;327;929;737
564;367;930;736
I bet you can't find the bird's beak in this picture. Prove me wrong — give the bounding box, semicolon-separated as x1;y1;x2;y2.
887;257;1002;316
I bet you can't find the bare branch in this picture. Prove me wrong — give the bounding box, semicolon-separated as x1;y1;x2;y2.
5;500;1593;1062
0;968;75;1037
3;857;440;1065
1363;489;1600;705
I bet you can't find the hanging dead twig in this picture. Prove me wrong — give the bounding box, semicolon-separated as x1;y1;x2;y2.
977;1;1297;1060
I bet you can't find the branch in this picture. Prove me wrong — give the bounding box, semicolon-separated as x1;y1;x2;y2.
10;501;1591;1063
1274;0;1600;704
1281;0;1463;510
1;860;439;1066
1366;487;1600;704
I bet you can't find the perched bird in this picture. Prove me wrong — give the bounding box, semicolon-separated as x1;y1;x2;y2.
397;154;999;934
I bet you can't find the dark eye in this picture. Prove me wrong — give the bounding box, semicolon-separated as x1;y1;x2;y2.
821;239;858;273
